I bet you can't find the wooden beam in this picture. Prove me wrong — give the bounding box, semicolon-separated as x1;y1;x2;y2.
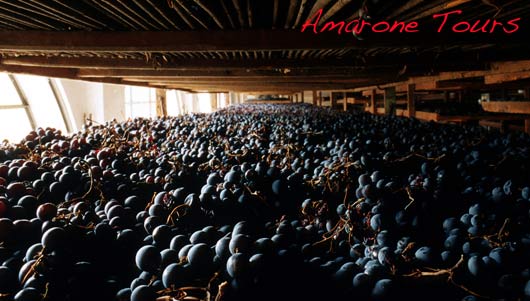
407;84;416;118
384;87;396;116
210;93;218;111
481;101;530;114
0;30;525;52
75;68;384;78
370;89;376;114
0;30;357;52
526;119;530;135
3;56;362;70
301;91;305;103
156;88;167;117
342;92;347;111
312;90;317;106
330;92;337;108
485;71;530;84
318;91;323;107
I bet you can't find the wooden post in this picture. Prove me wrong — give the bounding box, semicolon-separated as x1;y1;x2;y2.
210;93;218;111
300;91;305;103
525;119;530;135
223;92;229;107
155;88;167;117
331;92;337;108
407;84;416;118
312;90;317;106
318;91;323;106
384;87;396;115
370;89;376;114
289;95;293;103
343;92;347;111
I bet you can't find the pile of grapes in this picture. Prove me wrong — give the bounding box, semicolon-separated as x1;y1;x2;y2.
0;104;529;301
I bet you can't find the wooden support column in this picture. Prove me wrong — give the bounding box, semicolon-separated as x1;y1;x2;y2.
343;92;347;111
210;93;218;111
289;95;293;103
156;88;167;117
318;91;323;107
370;89;376;114
407;84;416;118
384;87;396;115
525;119;530;134
331;92;337;108
312;90;317;106
300;91;305;103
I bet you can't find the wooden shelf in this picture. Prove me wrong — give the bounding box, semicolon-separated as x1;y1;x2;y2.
481;101;530;114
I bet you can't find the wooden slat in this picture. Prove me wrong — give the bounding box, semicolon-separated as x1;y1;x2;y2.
0;30;524;52
481;101;530;114
0;55;399;70
407;83;415;118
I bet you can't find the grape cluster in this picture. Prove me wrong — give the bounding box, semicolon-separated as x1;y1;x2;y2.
0;104;529;301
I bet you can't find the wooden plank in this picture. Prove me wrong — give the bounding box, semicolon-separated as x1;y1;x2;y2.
384;87;396;115
407;83;415;118
415;111;439;121
0;30;374;52
155;88;167;117
370;89;376;114
343;92;347;111
0;30;525;53
0;55;394;70
210;93;218;110
481;101;530;114
485;71;530;84
76;68;381;78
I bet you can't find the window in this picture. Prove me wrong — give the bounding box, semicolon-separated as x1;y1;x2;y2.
15;75;68;134
0;73;33;143
125;86;157;118
0;73;72;143
0;73;22;106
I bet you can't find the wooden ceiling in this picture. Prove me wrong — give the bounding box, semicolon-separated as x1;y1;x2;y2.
0;0;529;93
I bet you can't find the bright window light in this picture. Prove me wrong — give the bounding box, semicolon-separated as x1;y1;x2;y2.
0;73;22;105
15;74;67;133
125;86;157;118
0;109;32;143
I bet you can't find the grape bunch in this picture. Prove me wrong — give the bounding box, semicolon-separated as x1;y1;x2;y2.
0;104;529;301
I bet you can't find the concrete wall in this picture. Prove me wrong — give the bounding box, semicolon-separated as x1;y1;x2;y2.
59;79;125;131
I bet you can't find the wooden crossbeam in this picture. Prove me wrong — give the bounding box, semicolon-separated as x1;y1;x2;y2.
0;30;525;52
481;101;530;114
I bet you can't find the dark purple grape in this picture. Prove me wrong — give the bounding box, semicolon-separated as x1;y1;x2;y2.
226;253;249;278
135;245;161;272
187;243;212;267
41;227;66;251
131;285;157;301
169;235;187;251
229;234;252;254
162;263;186;288
14;287;41;301
372;278;394;300
160;249;178;270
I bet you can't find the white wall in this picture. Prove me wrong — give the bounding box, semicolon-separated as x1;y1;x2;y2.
103;84;126;121
60;79;125;130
